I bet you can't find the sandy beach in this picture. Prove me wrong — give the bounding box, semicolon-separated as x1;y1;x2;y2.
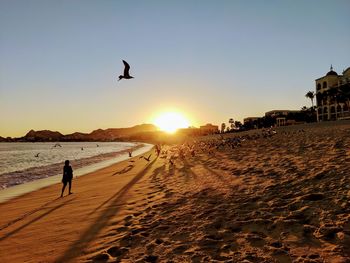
0;121;349;262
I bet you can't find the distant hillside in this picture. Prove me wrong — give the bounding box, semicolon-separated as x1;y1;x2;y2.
13;124;158;142
0;136;14;142
87;124;157;141
63;132;89;141
24;130;64;141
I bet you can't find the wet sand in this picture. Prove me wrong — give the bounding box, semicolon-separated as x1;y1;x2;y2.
0;121;349;262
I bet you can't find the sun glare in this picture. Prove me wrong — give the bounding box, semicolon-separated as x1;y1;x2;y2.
153;112;190;133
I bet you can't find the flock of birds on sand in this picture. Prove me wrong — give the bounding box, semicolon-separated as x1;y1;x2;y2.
123;126;308;172
134;128;307;167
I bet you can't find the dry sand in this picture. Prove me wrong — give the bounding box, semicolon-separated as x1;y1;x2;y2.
0;121;350;262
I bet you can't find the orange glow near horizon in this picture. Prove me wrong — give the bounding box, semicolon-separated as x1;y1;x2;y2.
153;112;190;133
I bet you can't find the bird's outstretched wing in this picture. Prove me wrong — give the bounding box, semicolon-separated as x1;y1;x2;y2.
123;60;131;77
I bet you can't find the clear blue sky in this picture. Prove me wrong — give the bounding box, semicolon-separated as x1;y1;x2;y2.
1;0;349;137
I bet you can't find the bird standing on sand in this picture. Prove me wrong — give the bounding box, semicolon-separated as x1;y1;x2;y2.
118;60;134;81
142;154;152;162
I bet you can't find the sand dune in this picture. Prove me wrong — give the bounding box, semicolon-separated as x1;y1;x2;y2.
0;121;349;262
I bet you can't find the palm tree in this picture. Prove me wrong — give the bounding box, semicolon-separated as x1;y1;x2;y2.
234;121;242;130
228;118;234;131
305;91;315;108
221;123;226;133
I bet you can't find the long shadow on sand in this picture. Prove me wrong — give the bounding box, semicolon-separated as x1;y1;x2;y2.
112;164;134;175
199;159;232;185
56;157;157;262
0;197;75;242
0;197;60;231
180;158;198;181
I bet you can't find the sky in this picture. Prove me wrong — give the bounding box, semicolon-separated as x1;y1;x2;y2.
1;0;349;137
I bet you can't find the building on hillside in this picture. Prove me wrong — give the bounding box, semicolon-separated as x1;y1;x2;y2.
276;117;286;127
265;110;300;118
315;66;350;121
265;110;307;127
199;124;219;135
243;117;261;129
177;127;200;136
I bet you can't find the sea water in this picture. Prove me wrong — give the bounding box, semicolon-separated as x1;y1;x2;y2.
0;142;154;202
0;142;147;189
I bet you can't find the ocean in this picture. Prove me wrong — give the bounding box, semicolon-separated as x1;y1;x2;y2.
0;142;150;189
0;142;154;203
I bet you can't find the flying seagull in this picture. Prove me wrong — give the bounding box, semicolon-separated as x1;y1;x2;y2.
118;60;134;81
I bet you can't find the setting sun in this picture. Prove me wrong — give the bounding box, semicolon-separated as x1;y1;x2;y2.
153;112;190;133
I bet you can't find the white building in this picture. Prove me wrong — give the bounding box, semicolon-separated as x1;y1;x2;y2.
315;66;350;121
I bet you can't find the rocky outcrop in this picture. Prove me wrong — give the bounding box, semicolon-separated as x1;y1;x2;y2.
6;124;159;142
24;130;64;141
87;124;158;141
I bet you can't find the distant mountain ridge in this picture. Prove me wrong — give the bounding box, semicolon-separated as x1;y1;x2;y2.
25;129;63;141
1;124;158;142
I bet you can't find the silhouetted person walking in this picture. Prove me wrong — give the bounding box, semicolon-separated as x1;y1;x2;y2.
61;160;73;197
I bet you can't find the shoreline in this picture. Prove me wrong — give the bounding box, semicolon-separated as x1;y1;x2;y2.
0;143;153;203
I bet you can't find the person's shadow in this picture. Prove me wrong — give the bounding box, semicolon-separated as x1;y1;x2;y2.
0;197;75;242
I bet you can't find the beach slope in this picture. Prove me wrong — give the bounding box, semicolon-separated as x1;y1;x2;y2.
0;122;350;262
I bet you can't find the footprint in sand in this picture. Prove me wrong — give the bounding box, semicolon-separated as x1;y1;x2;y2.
106;246;128;258
135;201;148;209
90;252;110;262
123;215;134;227
246;233;266;248
173;244;190;254
124;221;132;227
133;211;142;217
164;190;174;198
114;226;129;233
147;194;156;200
